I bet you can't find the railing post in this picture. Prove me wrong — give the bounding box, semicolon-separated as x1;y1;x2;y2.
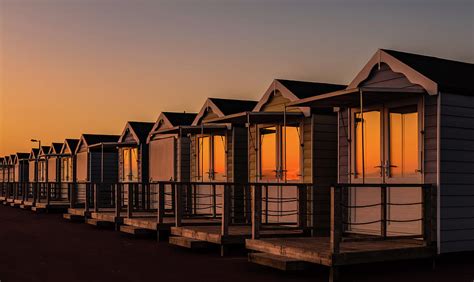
381;185;387;238
70;183;75;208
423;184;433;246
115;184;121;218
330;186;341;255
212;183;217;218
146;183;151;210
32;182;37;205
94;183;99;212
221;184;231;236
251;184;262;240
264;185;269;223
47;183;51;205
298;184;308;230
127;184;133;218
174;183;182;227
157;183;165;225
84;183;90;214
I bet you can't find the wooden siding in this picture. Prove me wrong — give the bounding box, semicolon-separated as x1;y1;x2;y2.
232;126;248;183
312;113;338;234
439;93;474;253
90;152;118;183
47;157;60;182
261;91;300;113
177;137;191;182
338;109;350;183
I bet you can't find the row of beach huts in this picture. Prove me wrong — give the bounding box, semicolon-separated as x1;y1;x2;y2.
1;49;473;281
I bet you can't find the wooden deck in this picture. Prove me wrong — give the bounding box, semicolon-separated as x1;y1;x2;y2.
171;224;306;245
90;209;127;224
246;237;435;267
124;215;221;231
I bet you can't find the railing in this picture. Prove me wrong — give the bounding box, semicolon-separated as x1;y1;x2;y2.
329;183;435;254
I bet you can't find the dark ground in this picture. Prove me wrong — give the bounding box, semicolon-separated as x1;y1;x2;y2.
0;205;473;282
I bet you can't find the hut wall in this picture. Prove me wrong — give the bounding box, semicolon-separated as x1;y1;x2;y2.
439;92;474;253
28;161;37;182
76;152;88;182
149;136;177;181
89;151;118;183
48;157;59;182
177;136;191;182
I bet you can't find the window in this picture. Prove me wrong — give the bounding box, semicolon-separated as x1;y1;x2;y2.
355;111;381;178
61;157;73;182
197;135;226;181
38;161;47;182
389;107;419;177
259;125;301;182
122;147;139;182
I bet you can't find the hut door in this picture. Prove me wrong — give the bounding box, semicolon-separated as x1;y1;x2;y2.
384;103;422;235
350;101;422;235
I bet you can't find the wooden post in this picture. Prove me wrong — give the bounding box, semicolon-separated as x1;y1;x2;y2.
221;184;231;236
127;184;133;218
422;184;432;246
115;184;121;218
381;185;387;238
69;183;75;208
94;183;99;212
330;186;341;255
84;183;90;214
298;184;308;230
174;183;182;227
157;183;165;225
46;183;51;205
264;185;269;223
146;183;151;210
251;184;262;240
140;183;145;211
212;183;217;218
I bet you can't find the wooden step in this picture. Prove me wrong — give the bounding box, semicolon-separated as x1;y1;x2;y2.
85;218;114;228
63;213;85;222
248;252;309;271
169;236;212;249
31;207;46;213
20;204;31;210
120;225;155;236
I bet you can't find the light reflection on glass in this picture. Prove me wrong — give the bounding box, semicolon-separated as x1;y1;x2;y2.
355;111;381;178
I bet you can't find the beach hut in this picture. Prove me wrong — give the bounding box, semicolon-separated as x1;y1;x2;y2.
195;81;347;256
120;112;197;237
165;98;269;253
65;134;119;222
22;148;40;208
0;157;7;201
11;153;30;206
247;49;473;280
89;122;154;228
37;146;51;183
4;155;16;204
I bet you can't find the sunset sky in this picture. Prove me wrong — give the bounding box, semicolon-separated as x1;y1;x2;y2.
1;0;473;156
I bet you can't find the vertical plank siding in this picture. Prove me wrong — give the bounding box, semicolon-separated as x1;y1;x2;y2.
440;93;474;253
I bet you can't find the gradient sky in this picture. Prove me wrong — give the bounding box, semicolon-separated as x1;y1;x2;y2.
1;0;473;156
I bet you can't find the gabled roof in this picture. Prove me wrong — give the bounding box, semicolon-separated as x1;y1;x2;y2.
9;154;16;164
253;79;347;116
192;98;258;125
38;146;51;157
276;79;347;99
0;157;4;165
76;134;120;154
118;121;155;144
49;143;64;154
15;153;30;161
61;139;80;155
163;112;198;127
29;148;40;160
348;49;474;95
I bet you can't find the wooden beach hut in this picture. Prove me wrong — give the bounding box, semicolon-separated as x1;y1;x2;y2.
11;153;30;206
22;148;40;208
65;134;120;223
165;98;269;253
31;143;70;212
0;157;6;201
120;112;197;237
4;155;16;204
246;49;473;280
193;81;347;256
89;121;154;228
57;139;79;216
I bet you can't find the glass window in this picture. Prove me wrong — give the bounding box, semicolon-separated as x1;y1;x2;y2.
389;107;419;177
355;111;381;178
130;148;139;181
122;148;139;182
213;136;226;181
260;127;277;181
198;136;211;181
283;126;301;181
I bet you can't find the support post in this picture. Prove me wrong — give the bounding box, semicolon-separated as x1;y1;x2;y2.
423;184;433;246
157;183;165;225
70;183;76;208
298;184;308;230
381;185;387;238
221;184;231;237
251;184;262;240
115;184;121;218
174;183;182;227
330;186;341;255
84;183;90;214
46;183;51;205
94;183;99;212
127;184;133;218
